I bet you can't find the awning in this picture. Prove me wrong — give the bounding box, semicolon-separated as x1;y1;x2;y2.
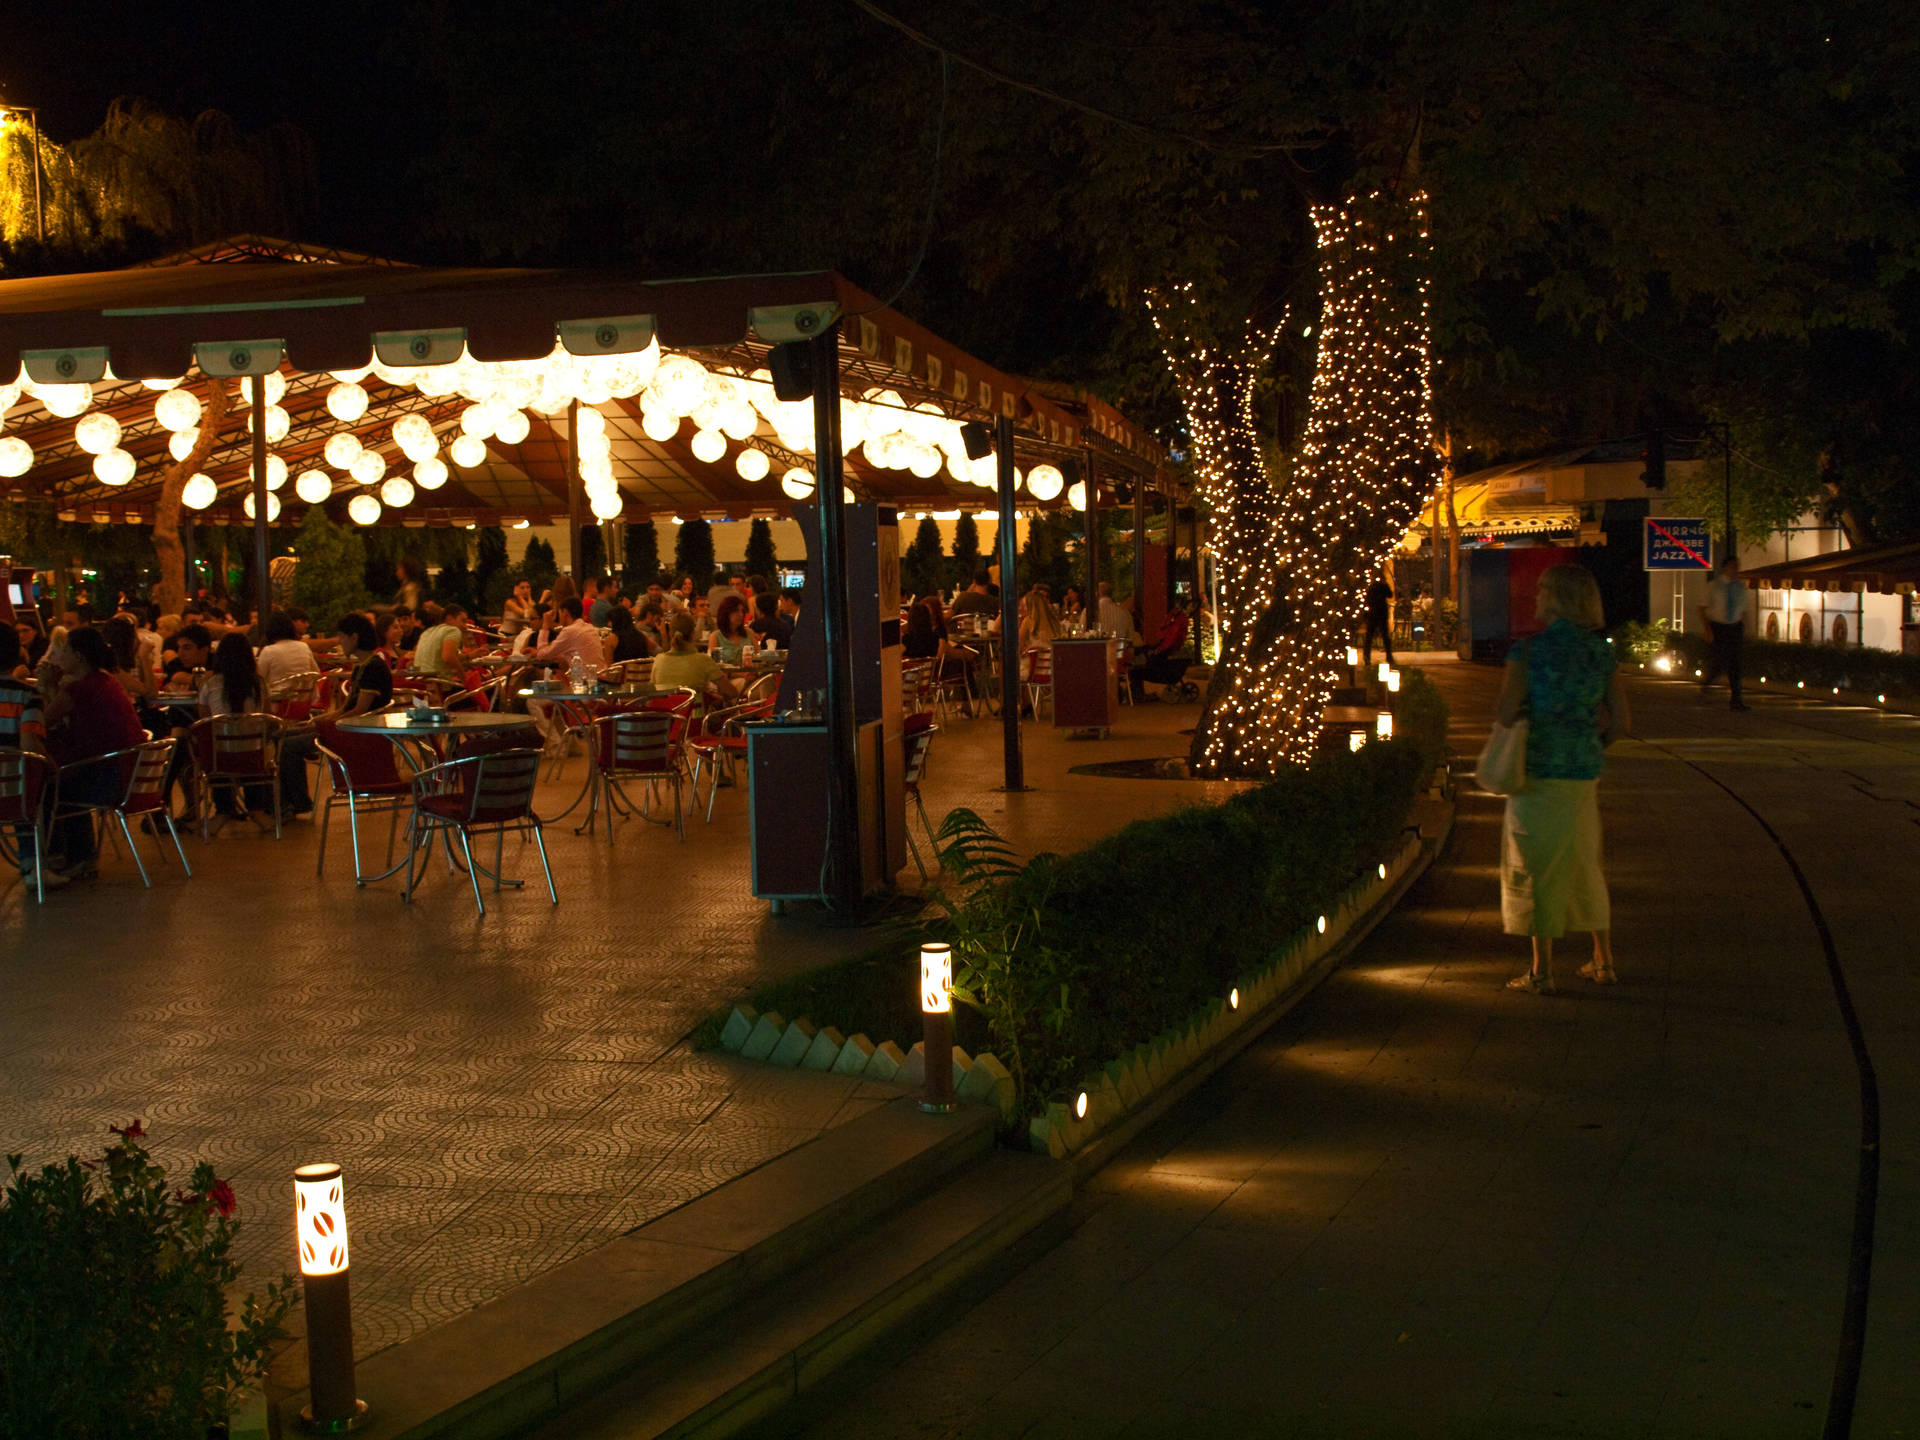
0;236;1165;528
1408;476;1580;539
1742;538;1920;593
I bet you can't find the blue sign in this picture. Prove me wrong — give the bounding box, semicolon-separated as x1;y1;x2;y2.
1644;517;1712;570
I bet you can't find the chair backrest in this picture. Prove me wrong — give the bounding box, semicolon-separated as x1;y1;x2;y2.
0;748;51;824
119;739;176;814
316;723;406;794
451;724;538;759
1027;647;1053;683
192;713;281;777
902;720;938;785
268;672;321;720
457;748;542;824
599;711;676;776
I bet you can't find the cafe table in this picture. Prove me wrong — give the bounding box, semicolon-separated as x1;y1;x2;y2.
516;683;688;824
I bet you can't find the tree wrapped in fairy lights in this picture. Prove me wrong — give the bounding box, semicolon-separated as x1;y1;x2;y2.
1155;191;1441;777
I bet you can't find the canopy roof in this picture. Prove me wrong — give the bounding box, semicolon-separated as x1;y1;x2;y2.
1743;537;1920;593
0;237;1165;528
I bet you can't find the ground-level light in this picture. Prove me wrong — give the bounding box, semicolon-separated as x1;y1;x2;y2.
919;943;955;1113
1377;661;1390;682
1346;646;1360;668
293;1162;367;1431
1317;915;1327;934
1229;987;1240;1010
1376;711;1393;738
1386;669;1401;693
1348;731;1365;752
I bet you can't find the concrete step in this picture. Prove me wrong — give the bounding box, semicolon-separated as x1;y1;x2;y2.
522;1148;1072;1439
309;1098;1004;1440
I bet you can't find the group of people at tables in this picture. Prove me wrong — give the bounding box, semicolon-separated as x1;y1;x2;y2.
899;570;1194;717
1;567;801;890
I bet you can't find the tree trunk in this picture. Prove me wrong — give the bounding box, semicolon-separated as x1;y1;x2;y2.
1159;193;1443;776
150;380;230;615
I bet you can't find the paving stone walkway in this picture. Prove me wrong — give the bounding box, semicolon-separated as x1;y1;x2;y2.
797;659;1919;1439
0;695;1241;1359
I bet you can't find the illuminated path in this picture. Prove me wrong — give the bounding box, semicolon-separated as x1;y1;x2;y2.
795;657;1919;1438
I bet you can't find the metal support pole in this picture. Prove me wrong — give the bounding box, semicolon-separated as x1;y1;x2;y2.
1131;479;1147;631
565;399;583;579
811;325;862;910
1082;447;1099;611
182;517;196;603
994;415;1024;792
250;379;271;628
1723;421;1736;566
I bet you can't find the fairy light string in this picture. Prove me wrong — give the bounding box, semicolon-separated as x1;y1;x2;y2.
1152;190;1440;777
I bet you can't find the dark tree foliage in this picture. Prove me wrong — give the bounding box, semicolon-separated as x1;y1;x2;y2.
434;549;474;610
577;525;606;581
901;515;947;600
521;538;558;593
473;526;508;602
1018;512;1078;600
624;520;661;590
674;520;715;588
745;517;778;582
950;512;981;583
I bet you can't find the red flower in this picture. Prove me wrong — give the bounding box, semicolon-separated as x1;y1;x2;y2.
109;1120;146;1142
209;1179;237;1217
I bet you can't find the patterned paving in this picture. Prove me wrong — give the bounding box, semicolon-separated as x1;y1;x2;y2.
0;695;1240;1360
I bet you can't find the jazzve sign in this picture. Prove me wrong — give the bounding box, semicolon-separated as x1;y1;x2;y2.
1643;517;1712;571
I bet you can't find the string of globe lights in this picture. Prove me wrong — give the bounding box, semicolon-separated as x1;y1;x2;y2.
1151;190;1441;776
0;343;1070;524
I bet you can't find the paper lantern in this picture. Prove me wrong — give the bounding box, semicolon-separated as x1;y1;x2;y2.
264;455;288;491
1025;463;1064;501
781;468;815;499
574;406;606;440
449;434;487;468
74;412;122;454
492;407;530;445
380;476;414;509
168;428;199;462
0;437;30;477
240;372;286;406
590;490;623;520
735;448;770;482
640;408;679;443
154;388;202;432
1067;480;1088;511
391;413;435;456
323;432;362;469
346;493;381;525
242;490;282;522
329;364;373;385
140;376;183;391
458;403;497;440
39;383;92;418
93;448;136;486
325;382;369;422
690;429;726;464
295;469;333;504
251;404;291;443
181;473;218;510
648;354;710;415
414;457;448;490
349;450;387;486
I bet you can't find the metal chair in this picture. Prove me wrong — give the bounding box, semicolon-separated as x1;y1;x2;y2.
267;672;323;722
188;713;285;839
314;728;413;884
53;739;190;886
900;714;940;881
686;696;774;822
1114;642;1135;706
1024;646;1054;719
405;747;556;916
0;748;55;902
584;710;687;842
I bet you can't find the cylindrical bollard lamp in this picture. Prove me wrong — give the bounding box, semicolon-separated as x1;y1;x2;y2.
1376;660;1390;683
294;1163;368;1432
1345;646;1360;670
920;942;955;1113
1376;710;1394;739
1386;668;1401;693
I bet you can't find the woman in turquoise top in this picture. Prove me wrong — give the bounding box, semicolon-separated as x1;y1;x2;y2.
1492;564;1630;992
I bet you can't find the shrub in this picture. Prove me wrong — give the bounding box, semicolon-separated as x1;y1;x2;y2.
289;506;371;630
1662;631;1920;696
0;1124;295;1440
1612;617;1671;664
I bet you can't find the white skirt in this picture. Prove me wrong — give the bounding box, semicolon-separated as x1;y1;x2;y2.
1500;778;1610;939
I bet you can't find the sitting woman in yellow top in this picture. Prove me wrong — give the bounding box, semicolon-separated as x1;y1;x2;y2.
650;613;738;704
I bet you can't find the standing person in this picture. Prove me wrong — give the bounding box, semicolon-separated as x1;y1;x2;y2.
1362;571;1395;667
1698;556;1750;711
393;559;427;613
1492;565;1630;993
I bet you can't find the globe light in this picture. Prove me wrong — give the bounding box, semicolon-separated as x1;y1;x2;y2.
325;382;369;422
264;455;288;491
575;406;607;440
690;428;727;464
330;363;374;385
449;433;487;468
249;404;291;444
93;448;136;486
380;476;415;509
295;469;333;504
140;375;183;391
240;372;287;406
323;432;363;469
640;408;680;443
242;490;282;522
154;387;202;432
349;450;387;486
648;354;710;416
414;457;448;490
391;413;435;456
1067;480;1088;511
347;493;382;525
718;401;758;441
181;473;218;510
40;383;93;418
168;428;199;462
908;442;942;479
492;407;530;445
590;490;623;520
458;403;497;440
0;437;29;478
1025;463;1064;501
735;448;770;482
781;468;815;499
74;412;122;455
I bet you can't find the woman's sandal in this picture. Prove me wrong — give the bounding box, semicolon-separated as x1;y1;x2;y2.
1506;972;1556;995
1576;960;1619;985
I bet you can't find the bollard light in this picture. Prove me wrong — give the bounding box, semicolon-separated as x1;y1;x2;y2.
1654;655;1673;673
1386;669;1401;693
1349;731;1365;752
294;1163;367;1431
1073;1089;1090;1121
1378;863;1387;879
1376;711;1393;739
1229;987;1240;1010
1346;646;1360;668
1377;661;1390;683
919;943;956;1114
1317;915;1327;934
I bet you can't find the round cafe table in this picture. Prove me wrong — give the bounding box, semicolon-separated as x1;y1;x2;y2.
335;710;539;887
516;684;687;825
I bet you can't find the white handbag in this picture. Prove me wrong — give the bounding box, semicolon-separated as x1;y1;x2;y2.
1475;719;1529;796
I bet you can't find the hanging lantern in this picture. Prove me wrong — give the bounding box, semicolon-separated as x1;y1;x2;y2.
648;354;710;415
391;413;435;456
323;432;363;469
74;412;122;455
154;388;202;432
780;468;815;499
492;408;530;445
93;448;136;486
264;455;288;491
690;429;726;464
735;448;770;482
574;406;607;440
346;493;382;525
414;457;448;490
1025;463;1064;501
590;490;623;521
0;437;29;478
1067;480;1088;510
240;372;287;406
295;469;333;504
181;473;218;510
242;490;282;522
168;428;199;463
39;383;93;418
449;434;487;468
458;403;497;440
640;408;679;443
380;476;415;509
140;376;183;391
349;450;387;486
325;382;369;422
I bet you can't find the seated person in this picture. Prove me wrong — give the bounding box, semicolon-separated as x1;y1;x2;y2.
748;591;793;650
39;626;148;881
1131;604;1194;698
604;606;654;664
162;622;212;690
410;602;470;682
708;595;752;666
256;609;322;693
199;632;273;819
948;570;997;620
279;613;395;816
634;598;670;655
651;613;737;704
903;597;977;717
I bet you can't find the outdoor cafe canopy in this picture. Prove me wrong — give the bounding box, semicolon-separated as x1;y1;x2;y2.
0;236;1165;531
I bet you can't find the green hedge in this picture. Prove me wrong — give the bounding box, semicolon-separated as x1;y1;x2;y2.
710;672;1449;1120
1663;632;1920;696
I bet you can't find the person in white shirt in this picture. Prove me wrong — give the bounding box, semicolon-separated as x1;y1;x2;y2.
1094;581;1139;644
526;597;603;747
255;610;321;693
1698;557;1750;711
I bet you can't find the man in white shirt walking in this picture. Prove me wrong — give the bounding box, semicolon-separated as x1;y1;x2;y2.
1698;557;1750;711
